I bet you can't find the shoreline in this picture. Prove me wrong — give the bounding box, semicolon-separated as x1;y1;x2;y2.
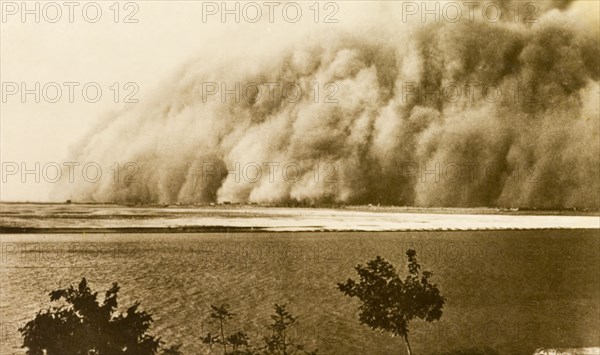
1;201;599;216
2;203;599;233
2;227;599;234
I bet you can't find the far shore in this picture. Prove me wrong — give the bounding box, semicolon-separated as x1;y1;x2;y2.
1;202;598;233
1;201;598;216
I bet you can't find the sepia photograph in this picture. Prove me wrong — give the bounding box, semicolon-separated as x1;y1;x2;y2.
1;0;599;354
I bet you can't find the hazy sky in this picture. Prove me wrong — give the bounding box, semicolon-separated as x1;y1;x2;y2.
1;1;375;201
1;1;598;203
1;3;206;200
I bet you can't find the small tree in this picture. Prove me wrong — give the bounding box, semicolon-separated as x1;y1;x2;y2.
263;304;295;355
18;278;179;355
337;249;445;355
203;304;254;355
203;304;316;355
261;304;317;355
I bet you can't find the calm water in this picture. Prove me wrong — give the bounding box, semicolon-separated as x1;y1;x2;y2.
1;230;599;354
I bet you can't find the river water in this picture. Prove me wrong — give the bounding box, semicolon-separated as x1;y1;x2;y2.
1;229;598;354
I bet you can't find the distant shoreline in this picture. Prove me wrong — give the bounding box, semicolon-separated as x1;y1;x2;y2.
2;203;598;233
2;227;599;234
1;201;598;216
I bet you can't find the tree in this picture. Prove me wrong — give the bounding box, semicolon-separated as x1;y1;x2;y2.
262;304;316;355
19;278;179;355
203;304;316;355
337;249;445;355
203;304;254;355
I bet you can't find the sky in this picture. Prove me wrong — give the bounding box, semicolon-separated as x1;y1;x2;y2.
1;0;598;205
1;2;206;200
0;0;374;201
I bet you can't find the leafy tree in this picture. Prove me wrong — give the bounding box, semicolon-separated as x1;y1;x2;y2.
19;278;178;355
262;304;316;355
203;304;316;355
337;249;445;355
203;304;254;355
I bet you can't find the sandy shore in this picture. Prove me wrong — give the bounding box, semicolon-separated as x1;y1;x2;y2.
1;203;598;233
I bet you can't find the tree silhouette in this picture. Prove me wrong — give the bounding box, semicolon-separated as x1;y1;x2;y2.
262;304;316;355
203;304;257;354
337;249;445;355
203;304;316;355
19;278;178;355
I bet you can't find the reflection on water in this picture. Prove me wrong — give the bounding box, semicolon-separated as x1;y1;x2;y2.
1;231;599;354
